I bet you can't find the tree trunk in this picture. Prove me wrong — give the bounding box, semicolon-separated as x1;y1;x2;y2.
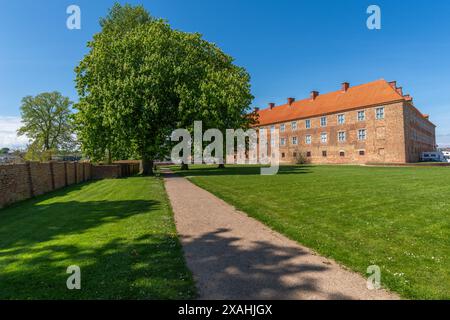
180;161;189;170
140;158;154;176
218;164;225;169
107;149;112;165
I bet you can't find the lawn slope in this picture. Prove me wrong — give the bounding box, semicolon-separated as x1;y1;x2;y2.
0;177;195;299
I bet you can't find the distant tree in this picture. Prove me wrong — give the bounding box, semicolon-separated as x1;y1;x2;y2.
17;92;74;161
0;148;10;154
75;3;254;174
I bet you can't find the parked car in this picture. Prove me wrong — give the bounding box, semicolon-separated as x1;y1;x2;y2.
442;151;450;163
420;151;448;162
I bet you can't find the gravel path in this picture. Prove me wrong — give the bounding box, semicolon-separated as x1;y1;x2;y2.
163;171;399;300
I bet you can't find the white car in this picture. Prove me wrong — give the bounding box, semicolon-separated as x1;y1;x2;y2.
442;151;450;163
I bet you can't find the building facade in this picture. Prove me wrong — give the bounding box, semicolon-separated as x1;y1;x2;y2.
254;80;436;164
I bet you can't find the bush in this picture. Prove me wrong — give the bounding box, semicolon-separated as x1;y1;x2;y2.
293;150;310;165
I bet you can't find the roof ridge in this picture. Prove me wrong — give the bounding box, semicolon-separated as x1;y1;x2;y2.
256;79;414;126
262;79;391;111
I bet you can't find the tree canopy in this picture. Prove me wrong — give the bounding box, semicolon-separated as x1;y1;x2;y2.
17;91;74;160
75;3;254;174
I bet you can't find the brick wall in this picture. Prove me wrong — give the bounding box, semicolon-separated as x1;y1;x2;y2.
0;164;31;208
0;161;138;209
257;102;417;164
66;162;76;185
91;165;121;180
52;162;67;189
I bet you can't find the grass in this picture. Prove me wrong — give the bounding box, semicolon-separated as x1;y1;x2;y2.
171;164;450;299
0;177;196;299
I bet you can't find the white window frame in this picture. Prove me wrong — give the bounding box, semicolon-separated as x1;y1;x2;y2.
270;125;276;132
338;131;346;142
358;129;367;141
376;107;385;120
291;121;298;131
280;123;285;132
292;136;298;145
337;114;345;125
280;137;286;146
357;110;365;121
320;116;327;127
321;132;328;143
305;135;312;144
305;119;311;129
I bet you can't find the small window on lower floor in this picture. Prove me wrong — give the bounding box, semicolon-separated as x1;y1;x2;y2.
359;150;365;156
322;151;327;157
293;152;297;157
340;151;345;157
306;151;311;157
282;152;285;158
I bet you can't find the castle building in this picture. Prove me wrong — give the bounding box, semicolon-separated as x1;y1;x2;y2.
254;79;436;164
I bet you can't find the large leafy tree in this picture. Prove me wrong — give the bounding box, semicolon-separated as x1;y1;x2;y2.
75;3;254;174
17;92;74;160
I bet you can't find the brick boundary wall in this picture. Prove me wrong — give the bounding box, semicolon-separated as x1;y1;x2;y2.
0;161;139;209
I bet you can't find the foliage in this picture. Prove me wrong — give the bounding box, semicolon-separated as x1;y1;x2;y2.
293;149;310;164
17;92;75;160
74;3;254;173
0;148;10;155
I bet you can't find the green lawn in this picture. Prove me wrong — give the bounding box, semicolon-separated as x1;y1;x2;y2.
0;177;195;299
172;164;450;299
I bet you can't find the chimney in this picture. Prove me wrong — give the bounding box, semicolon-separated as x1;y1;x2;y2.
396;87;403;96
268;102;275;110
287;98;295;106
423;114;429;120
310;91;319;100
254;107;259;113
342;82;350;92
403;94;413;102
389;81;397;89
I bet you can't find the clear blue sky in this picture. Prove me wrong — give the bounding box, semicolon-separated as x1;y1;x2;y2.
1;0;450;147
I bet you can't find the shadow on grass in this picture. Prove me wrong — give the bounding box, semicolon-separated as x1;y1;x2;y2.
181;228;352;300
0;199;160;251
0;234;195;299
0;196;195;299
171;165;313;177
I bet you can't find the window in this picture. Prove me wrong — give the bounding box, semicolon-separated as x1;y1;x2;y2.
320;116;327;127
292;136;298;145
293;152;297;157
358;110;365;121
340;151;345;157
280;138;286;146
321;132;328;143
306;151;311;157
358;129;367;141
291;121;298;131
282;153;285;158
338;114;345;124
280;124;285;132
376;107;385;120
338;131;346;142
271;137;275;146
305;119;311;129
322;150;327;157
305;135;312;144
359;150;365;156
270;125;276;132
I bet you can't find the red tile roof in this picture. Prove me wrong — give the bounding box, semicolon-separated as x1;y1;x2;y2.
255;79;419;126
